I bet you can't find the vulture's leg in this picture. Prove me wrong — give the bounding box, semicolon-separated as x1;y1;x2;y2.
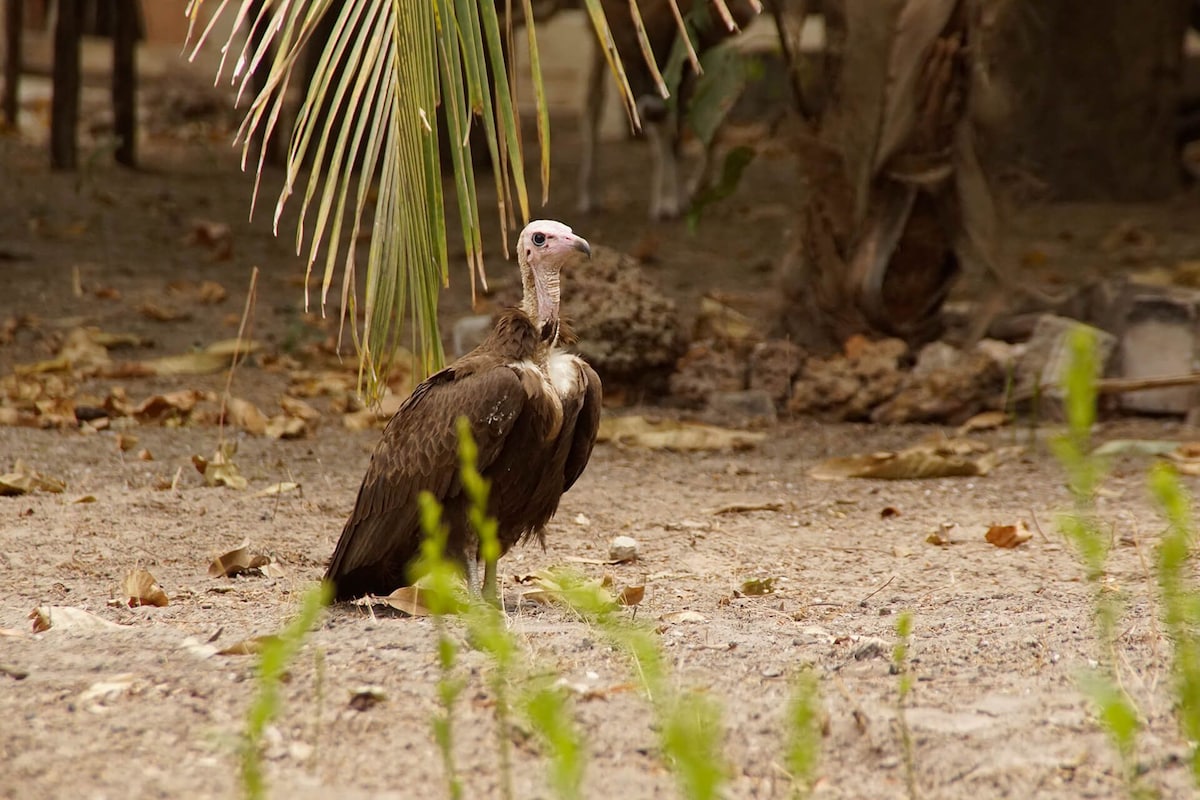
465;554;482;599
577;40;607;214
482;556;500;607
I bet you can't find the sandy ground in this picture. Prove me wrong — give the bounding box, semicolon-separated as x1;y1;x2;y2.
5;28;1200;800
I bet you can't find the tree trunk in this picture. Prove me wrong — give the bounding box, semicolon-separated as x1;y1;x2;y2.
3;0;21;128
112;0;137;166
51;0;81;170
984;0;1191;200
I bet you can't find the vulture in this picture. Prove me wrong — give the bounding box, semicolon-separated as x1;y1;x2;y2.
325;220;602;602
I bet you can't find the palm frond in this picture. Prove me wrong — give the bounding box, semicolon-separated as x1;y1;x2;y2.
183;0;667;396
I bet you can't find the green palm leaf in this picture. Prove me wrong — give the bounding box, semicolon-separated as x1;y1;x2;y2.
183;0;689;396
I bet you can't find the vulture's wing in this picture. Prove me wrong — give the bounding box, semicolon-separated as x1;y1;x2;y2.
562;361;602;493
325;363;527;598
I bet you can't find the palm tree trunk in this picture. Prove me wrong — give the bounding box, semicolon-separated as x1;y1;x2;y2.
51;0;81;170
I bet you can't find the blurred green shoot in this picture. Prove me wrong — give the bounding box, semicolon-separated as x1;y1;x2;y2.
784;667;823;799
416;491;466;800
892;611;918;800
540;568;727;800
523;678;586;800
1049;326;1146;797
457;416;501;603
1149;464;1200;784
240;581;332;800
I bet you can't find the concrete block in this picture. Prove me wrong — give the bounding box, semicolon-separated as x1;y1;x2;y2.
1117;289;1200;414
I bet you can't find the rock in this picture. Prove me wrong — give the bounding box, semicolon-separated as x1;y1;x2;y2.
748;339;805;404
851;637;889;661
788;338;908;420
608;536;639;563
669;343;746;407
561;245;685;388
871;341;1005;424
1014;315;1116;409
708;390;777;424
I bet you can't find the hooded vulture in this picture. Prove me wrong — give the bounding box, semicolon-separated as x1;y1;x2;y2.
324;220;601;601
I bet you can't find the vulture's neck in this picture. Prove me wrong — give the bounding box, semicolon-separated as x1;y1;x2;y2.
520;259;561;347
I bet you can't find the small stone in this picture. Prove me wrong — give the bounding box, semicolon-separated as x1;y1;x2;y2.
608;536;639;563
851;637;889;661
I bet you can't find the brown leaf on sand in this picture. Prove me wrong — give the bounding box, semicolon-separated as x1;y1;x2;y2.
186;219;234;260
192;442;248;490
810;438;995;480
223;397;268;436
598;416;766;451
383;586;432;617
138;303;192;323
955;411;1010;436
1165;443;1200;476
58;327;112;373
30;606;124;633
208;539;281;578
279;396;321;422
197;281;227;304
617;585;645;607
265;415;307;440
985;522;1033;549
0;461;66;496
134;390;204;422
123;568;169;607
217;635;280;656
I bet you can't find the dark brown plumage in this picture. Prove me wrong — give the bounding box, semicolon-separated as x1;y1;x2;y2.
325;220;600;601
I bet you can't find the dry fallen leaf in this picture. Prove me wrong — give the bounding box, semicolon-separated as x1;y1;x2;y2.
279;396;321;422
1164;443;1200;476
186;219;234;260
224;397;268;436
739;577;776;596
926;522;960;546
193;442;248;490
0;461;66;496
617;585;646;607
217;635;279;656
810;438;996;480
265;415;308;440
197;280;227;304
134;390;204;422
253;482;301;498
123;568;169;607
383;586;432;617
705;501;783;515
985;522;1033;549
598;416;766;451
30;606;124;633
208;539;281;577
955;411;1010;436
138;302;192;323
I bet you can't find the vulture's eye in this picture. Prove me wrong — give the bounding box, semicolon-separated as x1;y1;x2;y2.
532;232;547;246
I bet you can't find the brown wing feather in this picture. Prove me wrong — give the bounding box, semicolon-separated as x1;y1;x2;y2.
324;361;528;600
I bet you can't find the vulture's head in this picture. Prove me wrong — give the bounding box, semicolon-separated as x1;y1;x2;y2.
517;219;591;342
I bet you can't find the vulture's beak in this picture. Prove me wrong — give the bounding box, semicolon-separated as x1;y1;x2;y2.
571;236;592;259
